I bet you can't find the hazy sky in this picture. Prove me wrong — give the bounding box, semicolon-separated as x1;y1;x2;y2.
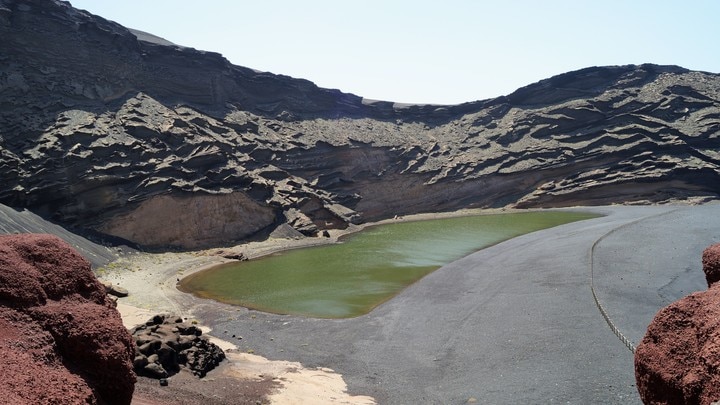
70;0;719;105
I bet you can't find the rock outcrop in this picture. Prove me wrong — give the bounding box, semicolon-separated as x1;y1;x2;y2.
131;314;225;378
701;244;720;287
1;0;720;249
0;233;136;404
635;243;720;404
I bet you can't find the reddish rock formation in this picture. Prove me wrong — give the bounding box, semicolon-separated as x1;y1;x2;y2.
0;234;136;404
702;243;720;287
635;243;720;405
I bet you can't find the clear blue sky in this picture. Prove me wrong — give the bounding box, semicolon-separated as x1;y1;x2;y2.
70;0;719;105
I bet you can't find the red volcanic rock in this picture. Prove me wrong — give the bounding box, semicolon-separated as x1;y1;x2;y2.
701;243;720;287
0;309;95;404
635;243;720;405
0;234;136;404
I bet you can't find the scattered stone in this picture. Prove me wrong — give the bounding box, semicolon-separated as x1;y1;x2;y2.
144;362;168;379
269;223;306;240
285;208;318;235
159;378;168;387
101;280;129;297
131;313;226;379
109;284;129;297
133;354;149;369
211;248;248;261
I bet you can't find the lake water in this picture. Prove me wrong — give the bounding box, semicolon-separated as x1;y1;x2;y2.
179;211;598;318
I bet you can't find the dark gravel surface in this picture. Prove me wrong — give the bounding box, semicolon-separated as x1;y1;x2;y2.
192;204;720;404
0;203;119;268
132;368;277;405
593;203;720;347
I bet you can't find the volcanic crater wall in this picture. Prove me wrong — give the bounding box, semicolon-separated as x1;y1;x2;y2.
1;0;720;249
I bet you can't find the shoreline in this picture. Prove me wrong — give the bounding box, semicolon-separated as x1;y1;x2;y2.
100;205;570;318
96;205;631;403
101;207;538;403
101;250;378;404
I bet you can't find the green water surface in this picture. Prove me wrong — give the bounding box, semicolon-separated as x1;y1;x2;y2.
179;211;598;318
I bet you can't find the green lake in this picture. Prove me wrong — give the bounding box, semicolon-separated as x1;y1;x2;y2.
179;211;598;318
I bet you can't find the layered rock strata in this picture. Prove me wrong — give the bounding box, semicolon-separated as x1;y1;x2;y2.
635;243;720;404
0;233;136;404
1;0;720;249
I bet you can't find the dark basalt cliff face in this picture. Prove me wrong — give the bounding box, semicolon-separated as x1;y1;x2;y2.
2;0;720;249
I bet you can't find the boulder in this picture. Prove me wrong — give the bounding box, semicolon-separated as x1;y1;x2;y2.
285;208;318;235
0;234;136;404
102;281;130;297
144;362;169;379
701;243;720;287
635;243;720;404
209;248;247;261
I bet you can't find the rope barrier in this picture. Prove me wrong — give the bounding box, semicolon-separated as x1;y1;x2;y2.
588;209;678;354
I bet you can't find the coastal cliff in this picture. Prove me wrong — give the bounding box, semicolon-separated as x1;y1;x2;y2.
1;0;719;249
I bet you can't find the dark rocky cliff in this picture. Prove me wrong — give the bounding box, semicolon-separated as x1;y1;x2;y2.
2;0;719;249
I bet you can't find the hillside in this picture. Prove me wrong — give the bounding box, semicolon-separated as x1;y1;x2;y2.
1;0;719;249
